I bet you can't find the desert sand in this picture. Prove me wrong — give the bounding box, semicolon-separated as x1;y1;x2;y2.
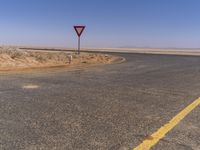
19;46;200;56
84;48;200;56
0;47;122;72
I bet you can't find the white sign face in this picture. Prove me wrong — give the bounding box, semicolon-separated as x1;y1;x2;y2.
76;27;84;35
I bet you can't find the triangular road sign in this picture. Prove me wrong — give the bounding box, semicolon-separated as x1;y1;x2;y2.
74;26;85;37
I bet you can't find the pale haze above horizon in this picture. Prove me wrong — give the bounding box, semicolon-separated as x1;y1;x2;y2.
0;0;200;49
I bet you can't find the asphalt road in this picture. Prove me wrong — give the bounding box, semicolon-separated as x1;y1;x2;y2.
1;53;200;150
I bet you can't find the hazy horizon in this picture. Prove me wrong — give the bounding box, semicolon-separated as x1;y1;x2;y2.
2;44;200;50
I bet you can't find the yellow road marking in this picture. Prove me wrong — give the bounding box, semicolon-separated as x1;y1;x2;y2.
134;97;200;150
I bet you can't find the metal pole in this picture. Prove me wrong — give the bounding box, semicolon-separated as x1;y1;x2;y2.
78;36;80;55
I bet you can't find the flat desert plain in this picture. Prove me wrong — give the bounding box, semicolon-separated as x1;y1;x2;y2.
85;47;200;56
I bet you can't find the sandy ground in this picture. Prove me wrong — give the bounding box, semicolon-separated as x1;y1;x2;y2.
82;48;200;56
0;47;122;72
19;46;200;56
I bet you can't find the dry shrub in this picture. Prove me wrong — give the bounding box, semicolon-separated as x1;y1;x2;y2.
29;53;47;62
27;51;69;62
0;47;27;59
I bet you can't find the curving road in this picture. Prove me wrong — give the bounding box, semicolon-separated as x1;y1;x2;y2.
1;53;200;150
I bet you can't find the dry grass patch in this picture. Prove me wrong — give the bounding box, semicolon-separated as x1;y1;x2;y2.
0;47;122;71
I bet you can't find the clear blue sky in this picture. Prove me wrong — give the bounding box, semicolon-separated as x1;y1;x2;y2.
0;0;200;48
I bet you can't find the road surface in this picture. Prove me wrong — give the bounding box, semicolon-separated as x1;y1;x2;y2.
1;53;200;150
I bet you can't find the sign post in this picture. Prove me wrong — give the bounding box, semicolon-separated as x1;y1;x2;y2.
74;26;85;55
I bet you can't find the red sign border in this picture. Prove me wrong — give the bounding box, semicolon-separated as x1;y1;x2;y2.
74;26;85;37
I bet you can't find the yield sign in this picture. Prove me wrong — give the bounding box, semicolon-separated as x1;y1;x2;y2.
74;26;85;37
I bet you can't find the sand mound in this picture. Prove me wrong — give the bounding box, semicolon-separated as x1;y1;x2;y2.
0;47;121;71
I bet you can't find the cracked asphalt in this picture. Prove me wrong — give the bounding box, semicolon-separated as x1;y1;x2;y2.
1;53;200;150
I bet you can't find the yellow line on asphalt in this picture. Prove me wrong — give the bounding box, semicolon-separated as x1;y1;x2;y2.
134;97;200;150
